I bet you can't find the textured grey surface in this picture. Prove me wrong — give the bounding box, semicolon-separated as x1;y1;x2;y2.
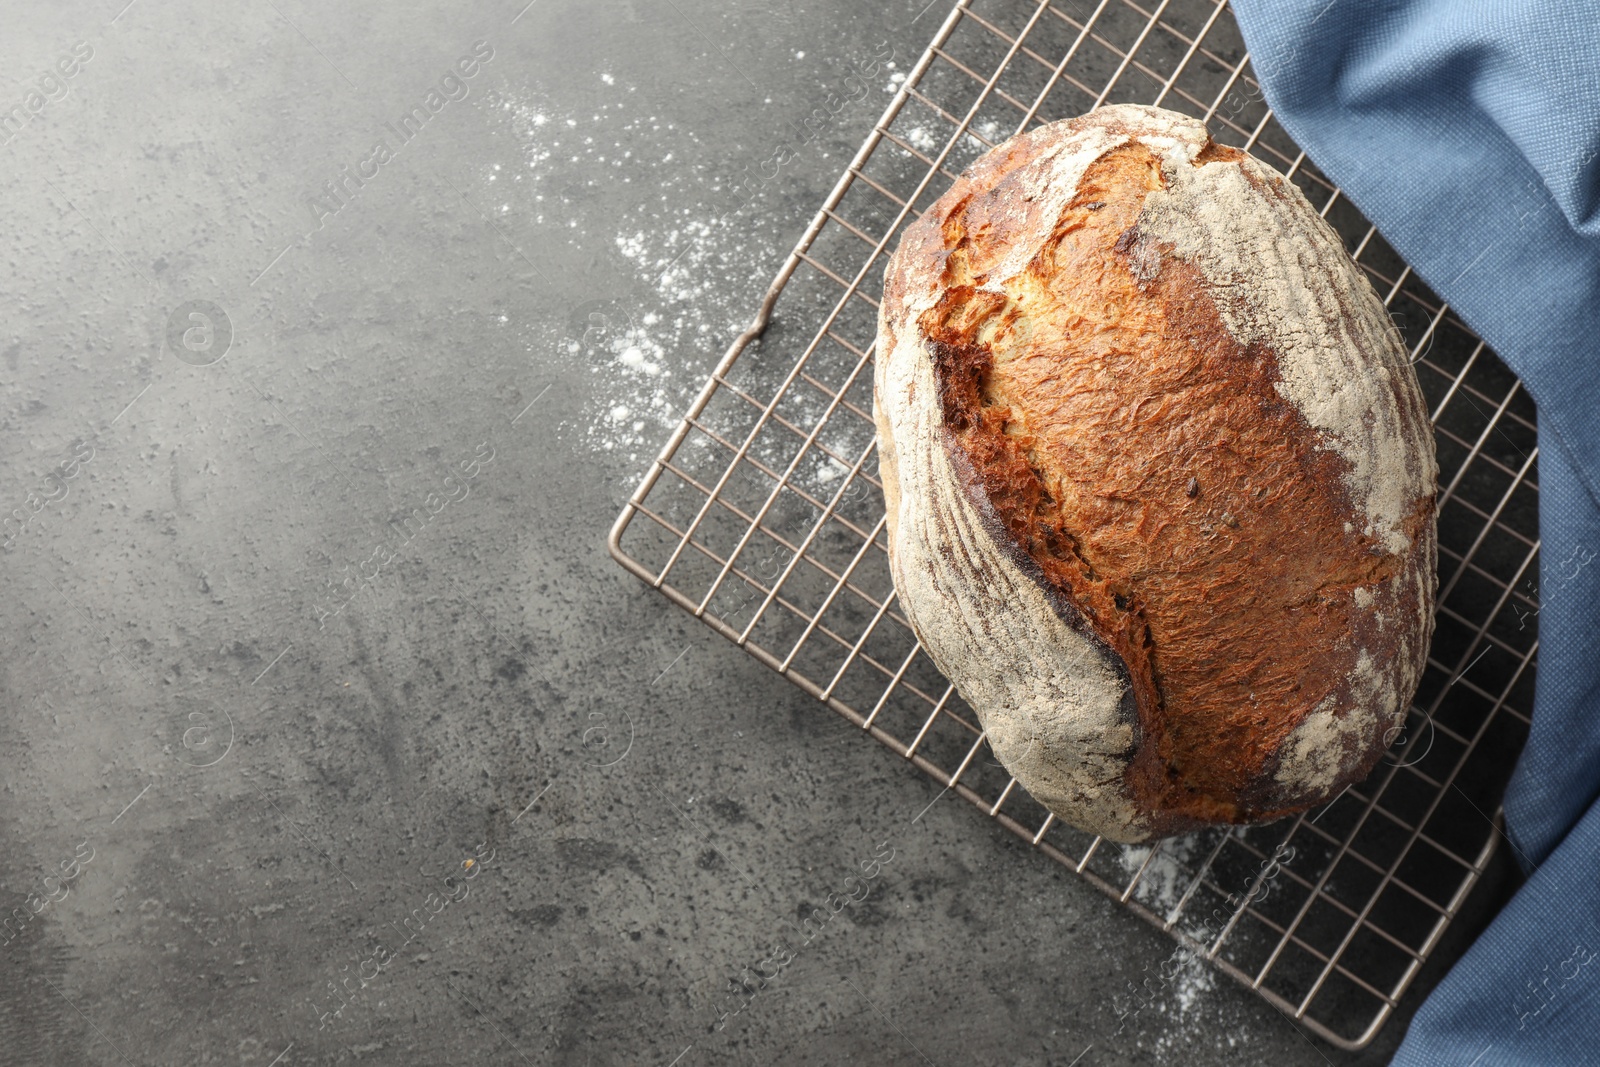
0;1;1507;1064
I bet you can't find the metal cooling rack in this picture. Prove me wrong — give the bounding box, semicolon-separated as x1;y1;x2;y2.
609;0;1539;1049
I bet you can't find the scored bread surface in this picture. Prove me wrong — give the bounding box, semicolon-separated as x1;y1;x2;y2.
874;105;1438;843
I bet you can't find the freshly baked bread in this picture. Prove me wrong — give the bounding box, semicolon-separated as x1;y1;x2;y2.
873;104;1437;843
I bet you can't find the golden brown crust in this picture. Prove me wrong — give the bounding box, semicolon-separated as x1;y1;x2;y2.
876;106;1437;837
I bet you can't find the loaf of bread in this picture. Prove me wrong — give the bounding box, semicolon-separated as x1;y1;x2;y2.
873;104;1437;843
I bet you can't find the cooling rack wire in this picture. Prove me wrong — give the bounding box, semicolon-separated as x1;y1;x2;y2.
608;0;1540;1048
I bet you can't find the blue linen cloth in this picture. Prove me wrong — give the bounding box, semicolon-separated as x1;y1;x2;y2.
1226;1;1600;1061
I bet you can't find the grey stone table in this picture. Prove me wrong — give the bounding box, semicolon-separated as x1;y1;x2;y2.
0;1;1510;1063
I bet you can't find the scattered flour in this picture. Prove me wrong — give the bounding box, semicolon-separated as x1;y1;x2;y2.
1115;835;1220;1024
482;83;773;471
1171;951;1217;1012
1118;834;1199;918
900;117;1008;160
483;64;901;481
904;124;940;153
973;117;1005;143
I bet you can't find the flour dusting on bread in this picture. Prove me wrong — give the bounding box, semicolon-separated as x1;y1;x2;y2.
1132;117;1432;556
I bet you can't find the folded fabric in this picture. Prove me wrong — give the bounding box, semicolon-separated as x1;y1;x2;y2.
1227;1;1600;1062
